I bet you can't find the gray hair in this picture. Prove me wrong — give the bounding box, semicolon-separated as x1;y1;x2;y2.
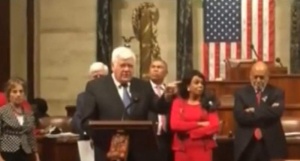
111;46;136;64
89;62;108;74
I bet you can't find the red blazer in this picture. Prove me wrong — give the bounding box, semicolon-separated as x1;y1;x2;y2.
0;92;31;112
170;98;219;151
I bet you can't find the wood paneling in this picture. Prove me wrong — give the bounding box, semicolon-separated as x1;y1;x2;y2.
214;136;300;161
225;60;288;81
207;75;300;104
0;0;10;90
218;105;300;135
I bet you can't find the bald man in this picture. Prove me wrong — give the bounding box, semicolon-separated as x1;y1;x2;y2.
233;61;287;161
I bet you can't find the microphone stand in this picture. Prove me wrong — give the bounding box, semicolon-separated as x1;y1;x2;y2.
121;97;139;121
250;44;260;60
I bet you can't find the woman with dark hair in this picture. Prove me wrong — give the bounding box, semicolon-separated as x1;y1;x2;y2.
32;98;49;127
170;70;220;161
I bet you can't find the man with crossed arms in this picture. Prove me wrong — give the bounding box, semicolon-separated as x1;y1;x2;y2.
233;61;287;161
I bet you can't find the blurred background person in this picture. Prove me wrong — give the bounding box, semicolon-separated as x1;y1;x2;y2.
0;77;39;161
71;62;109;138
146;58;172;161
31;97;50;127
170;70;220;161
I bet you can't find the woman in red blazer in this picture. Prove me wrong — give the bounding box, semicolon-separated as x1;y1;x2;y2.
170;70;220;161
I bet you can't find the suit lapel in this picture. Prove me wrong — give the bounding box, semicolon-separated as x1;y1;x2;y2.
261;84;271;103
128;79;140;115
245;85;258;107
3;105;21;127
105;76;126;111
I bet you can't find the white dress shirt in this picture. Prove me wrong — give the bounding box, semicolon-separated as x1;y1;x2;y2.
150;80;167;135
112;73;131;99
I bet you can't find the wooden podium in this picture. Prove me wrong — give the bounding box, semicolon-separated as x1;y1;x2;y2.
224;59;288;81
88;121;157;161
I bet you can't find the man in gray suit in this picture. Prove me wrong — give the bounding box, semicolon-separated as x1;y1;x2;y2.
71;62;108;139
81;46;169;161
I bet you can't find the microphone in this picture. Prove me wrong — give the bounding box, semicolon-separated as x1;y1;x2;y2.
121;95;140;120
250;44;259;60
275;57;283;67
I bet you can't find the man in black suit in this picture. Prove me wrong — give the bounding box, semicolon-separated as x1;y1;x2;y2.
147;59;173;161
81;47;169;161
71;62;108;139
233;61;287;161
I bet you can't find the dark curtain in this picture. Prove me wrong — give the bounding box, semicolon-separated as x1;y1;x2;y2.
176;0;193;79
97;0;112;71
290;0;300;73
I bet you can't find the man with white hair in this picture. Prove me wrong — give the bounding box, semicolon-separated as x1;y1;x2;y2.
81;46;168;161
88;62;109;80
71;62;108;138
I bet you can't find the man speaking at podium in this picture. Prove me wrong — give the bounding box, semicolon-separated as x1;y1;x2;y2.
233;61;287;161
81;46;169;161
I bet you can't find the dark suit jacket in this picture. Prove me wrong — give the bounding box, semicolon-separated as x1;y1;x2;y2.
81;75;167;161
233;84;287;161
147;81;160;122
71;92;88;139
0;104;37;153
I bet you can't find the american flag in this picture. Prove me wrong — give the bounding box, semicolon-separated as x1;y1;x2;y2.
202;0;275;80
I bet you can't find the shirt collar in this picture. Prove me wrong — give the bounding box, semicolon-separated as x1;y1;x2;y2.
150;80;165;91
253;86;265;93
112;73;131;88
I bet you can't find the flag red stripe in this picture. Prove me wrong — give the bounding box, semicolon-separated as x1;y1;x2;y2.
258;0;263;60
236;42;241;59
225;43;231;60
203;44;209;80
214;43;220;78
246;0;252;59
268;0;275;61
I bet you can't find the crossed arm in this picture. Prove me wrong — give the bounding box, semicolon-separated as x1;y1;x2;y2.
170;99;220;139
233;89;285;127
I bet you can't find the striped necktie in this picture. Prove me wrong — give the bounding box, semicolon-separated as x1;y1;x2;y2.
121;84;131;113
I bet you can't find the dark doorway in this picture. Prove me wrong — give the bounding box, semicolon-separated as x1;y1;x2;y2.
0;0;10;91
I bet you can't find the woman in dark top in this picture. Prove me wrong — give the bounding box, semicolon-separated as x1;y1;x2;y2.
32;98;49;127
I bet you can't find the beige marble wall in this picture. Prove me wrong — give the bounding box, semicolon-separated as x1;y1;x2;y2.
10;0;27;79
35;0;293;115
36;0;97;115
275;0;293;70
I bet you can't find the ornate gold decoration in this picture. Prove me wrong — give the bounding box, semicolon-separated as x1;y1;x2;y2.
132;2;161;78
107;132;129;161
